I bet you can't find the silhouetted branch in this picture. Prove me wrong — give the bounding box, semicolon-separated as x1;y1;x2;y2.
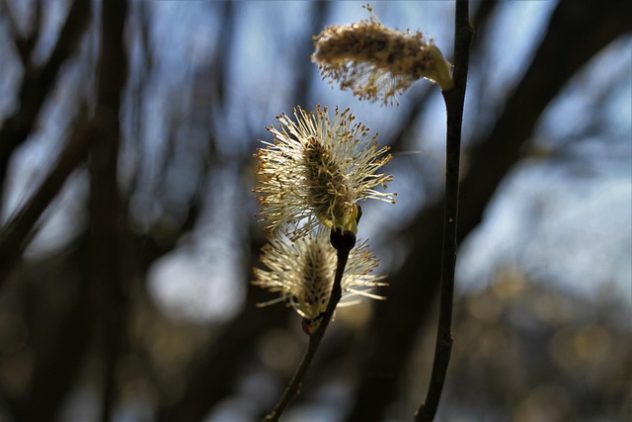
415;1;472;419
89;1;128;421
16;239;93;422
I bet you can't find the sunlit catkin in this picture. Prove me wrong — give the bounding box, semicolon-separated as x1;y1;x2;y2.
253;232;386;333
254;105;395;239
312;4;453;104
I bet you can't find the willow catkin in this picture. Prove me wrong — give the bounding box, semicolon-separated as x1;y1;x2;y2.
253;232;387;333
312;5;453;104
254;105;395;239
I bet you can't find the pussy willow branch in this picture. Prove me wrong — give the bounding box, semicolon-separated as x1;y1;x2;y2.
415;1;472;421
263;229;355;422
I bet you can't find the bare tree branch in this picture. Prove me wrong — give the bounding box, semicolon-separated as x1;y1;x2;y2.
88;1;129;421
416;1;472;419
13;240;93;422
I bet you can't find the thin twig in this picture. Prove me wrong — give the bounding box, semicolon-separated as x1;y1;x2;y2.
415;1;472;421
263;229;356;422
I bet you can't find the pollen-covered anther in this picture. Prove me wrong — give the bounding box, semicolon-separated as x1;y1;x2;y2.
311;7;453;104
302;136;355;232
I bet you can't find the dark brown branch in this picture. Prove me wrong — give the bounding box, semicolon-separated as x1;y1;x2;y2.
89;1;128;421
415;1;472;420
15;238;94;422
263;229;356;422
0;120;93;286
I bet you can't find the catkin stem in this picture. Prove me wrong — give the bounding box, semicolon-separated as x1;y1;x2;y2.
263;229;355;422
415;1;472;421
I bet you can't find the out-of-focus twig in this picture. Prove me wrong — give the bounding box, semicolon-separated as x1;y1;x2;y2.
0;0;91;203
0;120;93;286
15;237;93;422
0;0;42;64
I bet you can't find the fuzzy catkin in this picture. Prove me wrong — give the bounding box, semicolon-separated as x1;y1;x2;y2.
312;7;453;104
253;232;387;325
254;106;395;239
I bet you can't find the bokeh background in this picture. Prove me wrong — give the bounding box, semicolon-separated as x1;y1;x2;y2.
0;1;630;421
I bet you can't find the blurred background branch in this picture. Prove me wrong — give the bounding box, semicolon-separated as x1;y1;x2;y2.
0;0;90;204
